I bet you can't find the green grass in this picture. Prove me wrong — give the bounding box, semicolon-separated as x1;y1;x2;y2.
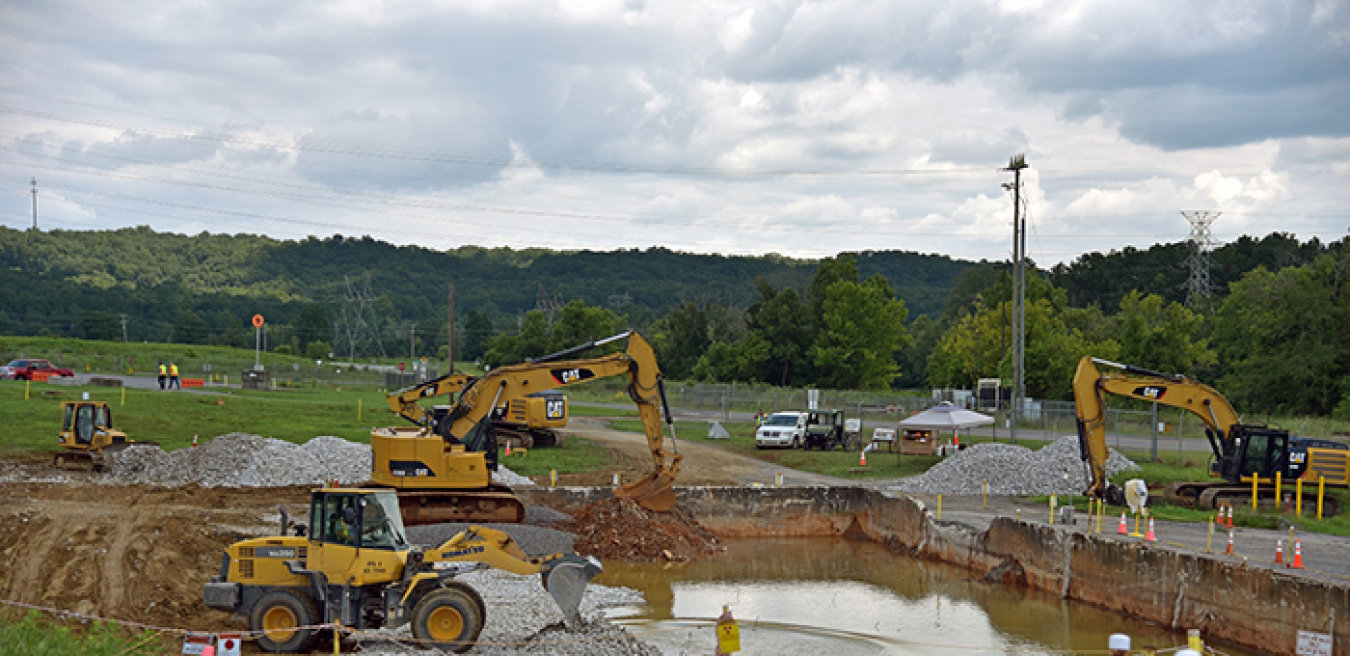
0;380;627;479
0;609;169;656
495;438;614;477
608;418;941;480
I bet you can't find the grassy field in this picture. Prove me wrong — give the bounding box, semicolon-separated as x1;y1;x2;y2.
0;609;169;656
0;380;626;483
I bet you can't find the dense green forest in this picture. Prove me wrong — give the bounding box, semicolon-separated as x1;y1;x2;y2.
2;226;1347;417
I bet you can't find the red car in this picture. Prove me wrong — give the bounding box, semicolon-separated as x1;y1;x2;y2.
0;359;75;380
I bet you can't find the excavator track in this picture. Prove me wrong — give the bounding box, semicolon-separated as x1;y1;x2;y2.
52;442;162;472
391;484;527;526
1165;482;1341;517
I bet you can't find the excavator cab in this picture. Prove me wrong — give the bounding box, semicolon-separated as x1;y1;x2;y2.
1215;426;1289;482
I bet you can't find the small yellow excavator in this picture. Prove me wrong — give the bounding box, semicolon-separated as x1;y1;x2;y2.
203;486;602;653
1074;356;1344;515
370;331;682;525
54;400;156;470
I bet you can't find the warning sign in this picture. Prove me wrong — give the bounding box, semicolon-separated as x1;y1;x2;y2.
1297;630;1332;656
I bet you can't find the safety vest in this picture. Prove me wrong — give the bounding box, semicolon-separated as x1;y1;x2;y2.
159;364;167;375
170;364;179;376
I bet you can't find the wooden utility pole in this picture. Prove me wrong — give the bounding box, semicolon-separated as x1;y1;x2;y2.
1002;154;1028;444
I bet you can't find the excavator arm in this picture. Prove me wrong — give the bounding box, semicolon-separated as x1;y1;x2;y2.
443;332;682;511
386;373;476;429
1073;356;1241;503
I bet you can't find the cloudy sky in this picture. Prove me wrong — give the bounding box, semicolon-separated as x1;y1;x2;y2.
2;0;1347;265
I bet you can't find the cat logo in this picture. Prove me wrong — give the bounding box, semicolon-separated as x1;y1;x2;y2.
551;367;594;384
546;398;565;419
1133;386;1167;400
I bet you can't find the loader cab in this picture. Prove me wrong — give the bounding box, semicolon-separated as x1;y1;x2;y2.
309;490;410;552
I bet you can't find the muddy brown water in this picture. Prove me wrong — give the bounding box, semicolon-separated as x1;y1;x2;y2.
597;537;1259;655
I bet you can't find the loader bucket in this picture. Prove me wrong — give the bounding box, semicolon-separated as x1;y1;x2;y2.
541;554;603;628
615;471;677;512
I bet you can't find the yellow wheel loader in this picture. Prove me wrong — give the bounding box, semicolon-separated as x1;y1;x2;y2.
55;400;157;471
203;487;602;653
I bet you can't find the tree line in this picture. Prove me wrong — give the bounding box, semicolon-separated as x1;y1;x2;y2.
1;226;1346;417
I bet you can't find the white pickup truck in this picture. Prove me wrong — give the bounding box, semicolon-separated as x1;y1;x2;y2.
755;411;808;448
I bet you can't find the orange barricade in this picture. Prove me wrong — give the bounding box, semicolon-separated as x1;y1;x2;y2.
32;372;51;382
182;378;205;388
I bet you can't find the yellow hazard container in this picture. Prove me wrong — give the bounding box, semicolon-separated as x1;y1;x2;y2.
716;604;741;654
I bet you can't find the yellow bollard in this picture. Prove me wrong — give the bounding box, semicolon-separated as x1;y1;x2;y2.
937;494;942;520
1297;477;1303;517
1050;494;1056;524
121;386;126;406
1206;516;1214;553
1276;471;1283;511
716;604;741;654
1318;476;1325;520
25;379;30;400
1251;475;1259;510
550;469;557;487
983;481;988;508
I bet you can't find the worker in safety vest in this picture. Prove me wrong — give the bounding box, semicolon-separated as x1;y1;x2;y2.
169;362;180;390
157;363;167;390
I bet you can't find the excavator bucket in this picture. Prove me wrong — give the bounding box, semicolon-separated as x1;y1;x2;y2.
541;554;603;628
616;471;677;512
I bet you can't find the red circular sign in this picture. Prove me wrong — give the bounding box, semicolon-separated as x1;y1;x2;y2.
252;314;264;327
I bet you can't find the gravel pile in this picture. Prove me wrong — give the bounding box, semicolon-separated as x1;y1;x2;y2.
105;433;536;489
355;568;656;655
896;436;1141;495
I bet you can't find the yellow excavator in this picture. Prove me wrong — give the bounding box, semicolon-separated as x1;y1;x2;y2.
387;375;569;448
54;400;157;470
370;331;682;525
204;486;602;653
1074;356;1344;515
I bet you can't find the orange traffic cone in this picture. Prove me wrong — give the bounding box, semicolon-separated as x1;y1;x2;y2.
1226;505;1234;528
192;434;198;448
1225;529;1235;556
1144;517;1157;542
859;448;867;466
505;441;513;457
1274;538;1284;565
1117;512;1128;535
1290;540;1305;569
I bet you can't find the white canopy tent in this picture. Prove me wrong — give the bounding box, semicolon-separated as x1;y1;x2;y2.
898;402;994;431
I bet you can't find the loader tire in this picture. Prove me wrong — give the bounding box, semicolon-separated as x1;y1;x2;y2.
411;583;485;653
250;588;319;653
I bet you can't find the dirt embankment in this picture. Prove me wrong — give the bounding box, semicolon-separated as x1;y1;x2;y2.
0;470;311;632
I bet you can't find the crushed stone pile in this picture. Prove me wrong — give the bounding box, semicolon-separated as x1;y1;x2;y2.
356;568;656;655
896;435;1141;496
571;497;721;562
106;433;535;489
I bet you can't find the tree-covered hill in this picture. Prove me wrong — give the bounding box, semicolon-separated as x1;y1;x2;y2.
0;226;972;343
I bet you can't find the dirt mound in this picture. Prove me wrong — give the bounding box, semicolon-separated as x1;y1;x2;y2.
570;497;721;562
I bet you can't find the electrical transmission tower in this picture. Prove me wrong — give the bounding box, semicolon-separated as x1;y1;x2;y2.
536;284;565;327
336;274;387;361
1182;211;1220;306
